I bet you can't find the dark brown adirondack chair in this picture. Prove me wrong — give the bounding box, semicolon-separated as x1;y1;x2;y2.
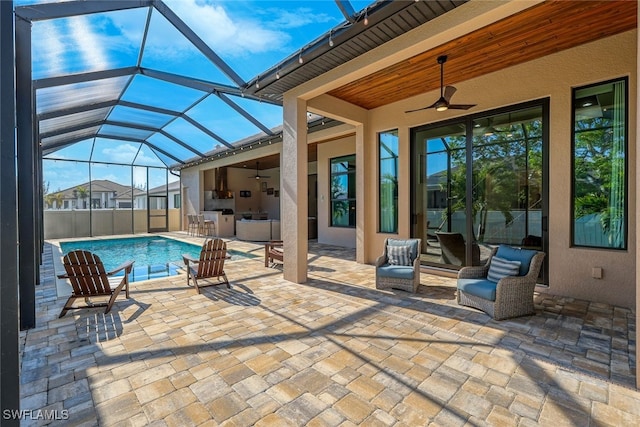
183;238;231;294
264;240;283;267
57;250;134;318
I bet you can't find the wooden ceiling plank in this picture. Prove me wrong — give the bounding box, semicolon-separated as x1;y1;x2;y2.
328;0;636;110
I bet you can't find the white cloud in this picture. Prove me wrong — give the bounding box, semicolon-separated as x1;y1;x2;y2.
162;0;290;57
68;15;110;71
133;167;147;189
101;143;140;164
266;7;335;29
32;20;67;76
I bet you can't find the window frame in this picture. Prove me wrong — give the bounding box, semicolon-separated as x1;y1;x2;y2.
570;76;628;250
329;154;356;228
378;129;399;233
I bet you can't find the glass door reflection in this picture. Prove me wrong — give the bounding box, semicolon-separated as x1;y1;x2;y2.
411;103;545;275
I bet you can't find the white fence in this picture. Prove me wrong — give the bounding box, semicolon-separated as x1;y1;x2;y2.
44;209;181;239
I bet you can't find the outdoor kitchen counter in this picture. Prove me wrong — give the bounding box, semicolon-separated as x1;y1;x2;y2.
235;219;281;242
201;211;235;237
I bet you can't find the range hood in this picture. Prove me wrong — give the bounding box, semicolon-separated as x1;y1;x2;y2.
214;167;233;199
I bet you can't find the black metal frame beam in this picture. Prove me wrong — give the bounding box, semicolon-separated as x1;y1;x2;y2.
15;0;153;21
89;134;185;165
42;132;187;166
23;0;283;167
41;119;166;140
335;0;356;23
142;68;235;98
157;128;204;157
39;100;230;154
35;67;254;153
153;0;246;87
1;1;20;422
33;66;139;89
39;99;236;151
218;92;275;136
181;114;233;149
16;7;37;331
37;99;117;121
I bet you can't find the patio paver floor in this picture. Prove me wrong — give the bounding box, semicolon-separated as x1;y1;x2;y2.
20;233;639;426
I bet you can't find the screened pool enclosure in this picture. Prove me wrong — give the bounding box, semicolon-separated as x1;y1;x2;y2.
24;0;289;238
43;158;179;238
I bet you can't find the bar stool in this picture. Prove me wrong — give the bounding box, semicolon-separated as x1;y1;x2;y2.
196;215;206;236
204;219;216;237
187;214;197;236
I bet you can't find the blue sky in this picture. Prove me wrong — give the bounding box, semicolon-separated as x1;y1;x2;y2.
28;0;372;81
25;0;373;192
163;0;372;79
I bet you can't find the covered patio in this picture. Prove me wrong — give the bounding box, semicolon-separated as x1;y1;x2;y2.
20;234;638;425
3;0;640;423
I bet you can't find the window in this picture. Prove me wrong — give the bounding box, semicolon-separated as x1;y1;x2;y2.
330;155;356;227
174;194;181;209
379;130;398;233
572;78;627;249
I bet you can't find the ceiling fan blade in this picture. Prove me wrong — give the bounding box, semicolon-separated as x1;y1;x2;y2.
405;105;431;113
405;98;441;113
406;58;476;113
448;104;476;110
443;85;457;102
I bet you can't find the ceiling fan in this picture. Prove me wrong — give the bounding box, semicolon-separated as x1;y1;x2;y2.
405;55;476;113
248;161;270;180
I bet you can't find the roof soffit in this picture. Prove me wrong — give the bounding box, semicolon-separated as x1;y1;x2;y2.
328;0;638;110
247;0;471;102
275;0;541;103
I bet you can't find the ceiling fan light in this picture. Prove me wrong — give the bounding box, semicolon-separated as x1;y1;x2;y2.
434;97;448;111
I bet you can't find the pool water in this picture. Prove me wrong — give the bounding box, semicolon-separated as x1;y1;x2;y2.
59;236;250;282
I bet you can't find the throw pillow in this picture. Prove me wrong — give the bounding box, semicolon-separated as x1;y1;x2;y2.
487;256;521;283
496;245;537;276
387;245;412;266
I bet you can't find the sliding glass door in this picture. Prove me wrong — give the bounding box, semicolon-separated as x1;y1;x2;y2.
412;123;469;265
411;101;547;282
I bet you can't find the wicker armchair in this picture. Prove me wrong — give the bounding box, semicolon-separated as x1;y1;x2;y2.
457;245;545;320
375;238;422;293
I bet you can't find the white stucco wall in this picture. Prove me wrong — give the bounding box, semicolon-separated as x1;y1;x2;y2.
317;134;357;248
359;30;636;308
180;30;637;308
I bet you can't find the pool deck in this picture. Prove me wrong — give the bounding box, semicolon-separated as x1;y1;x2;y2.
21;232;639;426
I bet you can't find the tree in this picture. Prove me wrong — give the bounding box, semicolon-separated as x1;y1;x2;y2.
44;194;54;209
445;122;543;242
52;193;64;209
75;185;89;209
331;175;349;224
42;181;52;209
574;115;623;245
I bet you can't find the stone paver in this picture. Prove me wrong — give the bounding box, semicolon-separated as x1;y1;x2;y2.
17;233;640;426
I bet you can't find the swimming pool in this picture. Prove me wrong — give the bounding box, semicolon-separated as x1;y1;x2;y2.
59;236;250;282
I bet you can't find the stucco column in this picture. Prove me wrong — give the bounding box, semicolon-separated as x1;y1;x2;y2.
282;94;308;283
629;2;640;389
355;122;367;264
